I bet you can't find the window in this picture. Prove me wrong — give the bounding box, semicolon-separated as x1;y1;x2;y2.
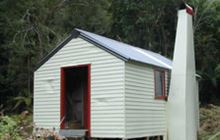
167;71;171;96
154;69;166;99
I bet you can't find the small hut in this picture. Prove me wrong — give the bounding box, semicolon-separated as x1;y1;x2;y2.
34;28;171;139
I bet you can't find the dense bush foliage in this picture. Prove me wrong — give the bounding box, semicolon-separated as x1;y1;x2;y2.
0;0;219;113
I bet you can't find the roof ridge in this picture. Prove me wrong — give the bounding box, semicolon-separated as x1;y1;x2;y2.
76;28;172;69
76;28;171;60
77;29;131;59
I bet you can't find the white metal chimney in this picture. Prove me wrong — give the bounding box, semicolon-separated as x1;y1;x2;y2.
167;3;198;140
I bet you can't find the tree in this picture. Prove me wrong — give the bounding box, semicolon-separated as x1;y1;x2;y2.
109;0;220;105
109;0;177;57
0;0;111;113
0;0;219;113
190;0;220;104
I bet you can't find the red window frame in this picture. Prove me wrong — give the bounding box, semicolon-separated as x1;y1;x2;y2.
154;69;167;100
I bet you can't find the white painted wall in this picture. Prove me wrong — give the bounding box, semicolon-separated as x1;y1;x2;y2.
34;38;125;138
124;62;168;139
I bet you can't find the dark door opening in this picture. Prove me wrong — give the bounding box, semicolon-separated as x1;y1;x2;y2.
60;65;90;134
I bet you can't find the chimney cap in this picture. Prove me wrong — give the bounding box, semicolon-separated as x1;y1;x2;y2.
179;2;194;15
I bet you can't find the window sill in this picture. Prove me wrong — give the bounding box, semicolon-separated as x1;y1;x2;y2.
155;96;167;101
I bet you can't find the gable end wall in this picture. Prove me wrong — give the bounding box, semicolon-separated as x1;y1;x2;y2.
34;37;125;138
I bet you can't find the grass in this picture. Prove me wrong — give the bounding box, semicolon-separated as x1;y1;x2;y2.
199;104;220;140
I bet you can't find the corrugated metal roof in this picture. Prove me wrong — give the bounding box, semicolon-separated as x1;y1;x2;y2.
76;28;172;69
36;28;172;70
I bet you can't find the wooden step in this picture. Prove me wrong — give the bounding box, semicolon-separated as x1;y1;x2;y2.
59;129;87;138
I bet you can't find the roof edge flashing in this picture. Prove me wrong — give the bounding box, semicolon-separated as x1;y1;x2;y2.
34;31;79;71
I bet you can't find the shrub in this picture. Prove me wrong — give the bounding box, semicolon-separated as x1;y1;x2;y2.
0;115;22;140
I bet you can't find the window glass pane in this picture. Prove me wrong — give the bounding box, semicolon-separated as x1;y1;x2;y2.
155;71;163;97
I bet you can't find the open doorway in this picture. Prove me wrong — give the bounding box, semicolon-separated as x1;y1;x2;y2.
60;65;90;134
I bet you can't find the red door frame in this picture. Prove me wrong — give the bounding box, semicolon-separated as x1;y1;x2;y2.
60;64;91;136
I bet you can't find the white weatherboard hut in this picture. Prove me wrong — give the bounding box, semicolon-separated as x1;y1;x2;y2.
34;3;199;140
34;28;171;139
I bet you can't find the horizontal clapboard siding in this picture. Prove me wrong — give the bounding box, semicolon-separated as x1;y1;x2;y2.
125;62;167;139
34;38;125;138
